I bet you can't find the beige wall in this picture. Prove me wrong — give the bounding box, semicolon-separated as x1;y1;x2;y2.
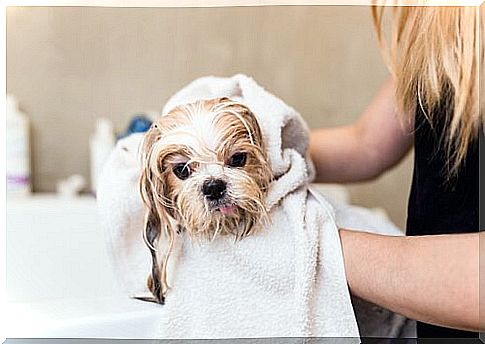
6;6;413;229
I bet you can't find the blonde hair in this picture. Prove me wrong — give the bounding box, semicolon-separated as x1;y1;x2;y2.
372;6;483;174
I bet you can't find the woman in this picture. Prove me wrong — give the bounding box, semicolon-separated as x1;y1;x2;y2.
310;6;482;338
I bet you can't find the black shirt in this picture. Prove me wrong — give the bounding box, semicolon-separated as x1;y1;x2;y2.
406;101;480;338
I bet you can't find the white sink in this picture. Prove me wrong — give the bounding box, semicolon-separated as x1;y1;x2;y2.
6;194;166;338
6;296;163;339
6;194;119;303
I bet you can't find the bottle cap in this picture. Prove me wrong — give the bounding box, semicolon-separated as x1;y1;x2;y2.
95;118;114;138
6;94;19;114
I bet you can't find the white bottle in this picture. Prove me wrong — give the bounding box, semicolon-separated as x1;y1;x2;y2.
90;117;116;195
6;94;31;197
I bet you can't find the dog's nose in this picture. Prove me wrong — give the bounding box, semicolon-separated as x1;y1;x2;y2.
202;179;227;200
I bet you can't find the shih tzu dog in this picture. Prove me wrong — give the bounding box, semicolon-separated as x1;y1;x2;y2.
138;97;272;304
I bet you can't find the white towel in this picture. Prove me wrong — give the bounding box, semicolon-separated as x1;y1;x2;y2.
98;74;414;339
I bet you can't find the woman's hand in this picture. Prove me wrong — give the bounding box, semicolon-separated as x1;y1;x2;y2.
309;77;414;183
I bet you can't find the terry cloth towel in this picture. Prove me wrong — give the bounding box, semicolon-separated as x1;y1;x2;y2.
97;74;415;339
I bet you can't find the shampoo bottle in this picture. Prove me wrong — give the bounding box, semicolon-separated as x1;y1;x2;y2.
90;117;115;195
6;94;31;197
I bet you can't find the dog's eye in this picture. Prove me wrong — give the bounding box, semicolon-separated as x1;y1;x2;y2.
172;163;191;180
228;152;247;168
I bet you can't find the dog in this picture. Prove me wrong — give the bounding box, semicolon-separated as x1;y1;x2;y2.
138;97;272;304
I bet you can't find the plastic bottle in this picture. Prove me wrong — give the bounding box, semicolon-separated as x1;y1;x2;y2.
90;117;115;195
6;94;31;197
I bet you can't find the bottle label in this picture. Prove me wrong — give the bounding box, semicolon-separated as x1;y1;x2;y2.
7;175;30;185
7;174;31;195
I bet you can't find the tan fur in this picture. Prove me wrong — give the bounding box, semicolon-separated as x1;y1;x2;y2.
139;97;272;303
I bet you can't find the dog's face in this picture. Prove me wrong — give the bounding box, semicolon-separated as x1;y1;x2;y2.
142;97;271;239
139;97;272;303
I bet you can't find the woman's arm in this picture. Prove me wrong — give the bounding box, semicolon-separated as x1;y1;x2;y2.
339;229;480;332
310;77;414;183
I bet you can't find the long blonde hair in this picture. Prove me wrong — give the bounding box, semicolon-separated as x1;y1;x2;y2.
372;6;483;174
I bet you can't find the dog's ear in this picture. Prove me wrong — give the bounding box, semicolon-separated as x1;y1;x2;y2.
139;168;165;304
138;124;177;305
